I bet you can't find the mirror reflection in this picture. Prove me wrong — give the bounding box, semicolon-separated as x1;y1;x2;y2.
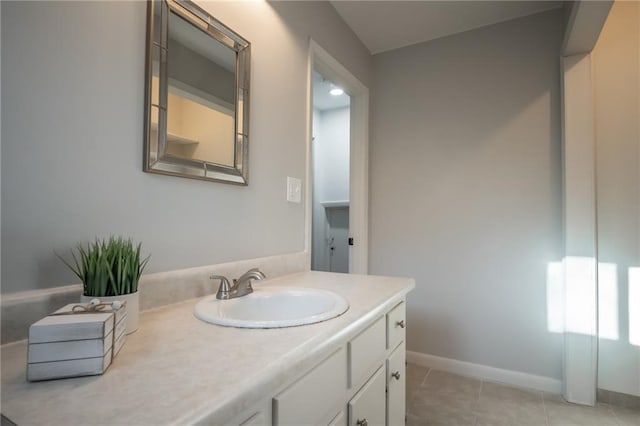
144;0;250;184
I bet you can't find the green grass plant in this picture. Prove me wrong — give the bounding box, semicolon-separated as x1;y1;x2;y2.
58;237;150;297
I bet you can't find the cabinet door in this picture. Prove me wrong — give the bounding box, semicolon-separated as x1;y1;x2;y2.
386;343;405;426
349;317;386;388
240;411;268;426
328;410;347;426
273;347;347;426
348;366;385;426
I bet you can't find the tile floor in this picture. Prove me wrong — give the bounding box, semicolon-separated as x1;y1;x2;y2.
406;363;640;426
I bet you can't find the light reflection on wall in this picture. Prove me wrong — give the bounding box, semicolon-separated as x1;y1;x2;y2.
598;262;619;340
546;261;564;333
564;256;597;336
629;267;639;346
546;257;621;342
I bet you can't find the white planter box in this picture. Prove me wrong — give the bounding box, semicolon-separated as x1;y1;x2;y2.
26;302;127;381
27;350;113;381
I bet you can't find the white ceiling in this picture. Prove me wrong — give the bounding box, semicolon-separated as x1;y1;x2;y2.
313;71;351;111
330;1;562;54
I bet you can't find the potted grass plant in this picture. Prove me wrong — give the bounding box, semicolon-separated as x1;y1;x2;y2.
59;237;150;334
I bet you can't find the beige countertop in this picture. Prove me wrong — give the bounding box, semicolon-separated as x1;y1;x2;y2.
1;271;414;425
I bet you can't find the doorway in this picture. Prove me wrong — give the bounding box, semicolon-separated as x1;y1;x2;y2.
311;70;351;272
307;41;369;274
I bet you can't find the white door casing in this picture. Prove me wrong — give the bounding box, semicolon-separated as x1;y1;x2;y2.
306;40;369;274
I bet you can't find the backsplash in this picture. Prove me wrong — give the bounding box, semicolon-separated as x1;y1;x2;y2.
1;252;309;344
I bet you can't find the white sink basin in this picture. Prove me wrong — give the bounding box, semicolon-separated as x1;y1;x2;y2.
194;286;349;328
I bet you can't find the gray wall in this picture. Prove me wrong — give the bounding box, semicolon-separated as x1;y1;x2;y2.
370;10;564;378
0;1;371;294
593;0;640;396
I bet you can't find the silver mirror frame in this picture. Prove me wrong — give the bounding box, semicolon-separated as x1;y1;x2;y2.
143;0;251;185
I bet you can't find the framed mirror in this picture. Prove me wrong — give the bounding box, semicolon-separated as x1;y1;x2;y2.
144;0;250;185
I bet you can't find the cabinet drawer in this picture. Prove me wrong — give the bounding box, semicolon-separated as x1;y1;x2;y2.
386;302;406;350
349;316;385;388
273;347;347;426
386;342;406;426
348;366;386;426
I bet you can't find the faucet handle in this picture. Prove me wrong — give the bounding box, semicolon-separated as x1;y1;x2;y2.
211;275;232;300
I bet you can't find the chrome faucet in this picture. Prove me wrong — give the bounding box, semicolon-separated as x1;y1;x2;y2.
211;268;266;300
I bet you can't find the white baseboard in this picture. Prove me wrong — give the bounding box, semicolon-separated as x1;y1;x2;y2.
407;350;562;394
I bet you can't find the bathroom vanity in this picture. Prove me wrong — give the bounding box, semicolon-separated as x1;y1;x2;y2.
0;271;414;425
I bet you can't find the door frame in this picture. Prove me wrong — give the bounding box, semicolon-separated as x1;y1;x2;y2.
305;39;369;274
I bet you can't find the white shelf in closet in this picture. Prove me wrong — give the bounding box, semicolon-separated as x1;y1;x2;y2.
166;132;199;146
321;200;350;208
150;122;199;146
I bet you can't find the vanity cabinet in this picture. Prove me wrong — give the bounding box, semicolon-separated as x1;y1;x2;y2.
240;411;270;426
349;316;386;387
386;302;406;350
0;272;414;425
349;366;386;426
273;347;348;425
268;301;406;426
385;303;407;426
386;342;406;426
328;410;347;426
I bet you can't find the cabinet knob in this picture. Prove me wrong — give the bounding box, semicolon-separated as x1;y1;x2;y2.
392;371;401;380
396;320;405;329
356;419;368;426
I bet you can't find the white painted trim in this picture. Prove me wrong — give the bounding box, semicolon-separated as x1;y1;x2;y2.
562;1;613;56
307;40;369;274
561;54;598;406
349;89;369;274
304;41;314;271
407;351;562;394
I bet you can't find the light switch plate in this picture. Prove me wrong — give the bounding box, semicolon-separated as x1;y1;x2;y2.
286;177;302;203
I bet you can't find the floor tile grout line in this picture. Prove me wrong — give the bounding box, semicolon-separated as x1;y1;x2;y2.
420;366;431;387
471;378;483;425
608;403;624;426
406;367;640;426
406;364;430;415
541;391;550;426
